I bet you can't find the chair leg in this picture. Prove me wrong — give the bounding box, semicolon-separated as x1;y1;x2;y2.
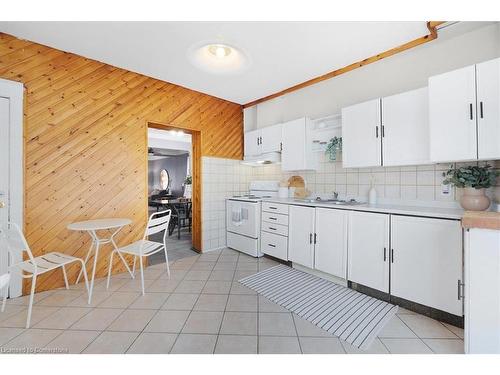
1;295;6;313
164;246;170;279
139;256;145;296
106;250;115;290
62;265;69;289
132;256;137;275
26;274;37;329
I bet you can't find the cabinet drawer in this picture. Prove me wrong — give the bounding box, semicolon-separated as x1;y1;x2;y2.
262;222;288;237
262;202;289;215
261;231;288;260
262;212;289;226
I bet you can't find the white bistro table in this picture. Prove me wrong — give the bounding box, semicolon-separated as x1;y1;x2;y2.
68;218;132;303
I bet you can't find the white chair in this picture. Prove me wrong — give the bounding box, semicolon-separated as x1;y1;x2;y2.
1;273;10;313
107;210;171;295
0;222;90;328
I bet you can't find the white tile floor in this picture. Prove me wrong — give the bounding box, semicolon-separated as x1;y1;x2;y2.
0;248;464;354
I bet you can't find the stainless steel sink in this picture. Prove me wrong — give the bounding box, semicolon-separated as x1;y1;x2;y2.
294;198;362;206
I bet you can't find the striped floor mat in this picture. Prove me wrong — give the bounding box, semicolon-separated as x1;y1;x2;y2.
239;264;398;350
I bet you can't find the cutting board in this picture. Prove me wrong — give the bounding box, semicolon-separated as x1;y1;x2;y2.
288;176;309;198
288;175;305;189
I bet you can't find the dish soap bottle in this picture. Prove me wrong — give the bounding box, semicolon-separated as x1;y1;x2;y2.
368;179;377;205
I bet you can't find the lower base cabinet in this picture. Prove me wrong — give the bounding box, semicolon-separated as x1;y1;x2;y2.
314;208;348;279
348;211;390;293
288;205;315;268
390;215;463;316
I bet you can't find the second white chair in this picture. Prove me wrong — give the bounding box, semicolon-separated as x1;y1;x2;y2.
106;209;171;295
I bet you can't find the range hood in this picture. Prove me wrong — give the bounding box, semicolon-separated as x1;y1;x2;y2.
241;151;281;166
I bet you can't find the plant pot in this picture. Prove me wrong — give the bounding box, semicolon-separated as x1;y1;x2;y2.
459;187;491;211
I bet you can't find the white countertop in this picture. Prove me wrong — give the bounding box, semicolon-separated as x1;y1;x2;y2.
262;198;464;220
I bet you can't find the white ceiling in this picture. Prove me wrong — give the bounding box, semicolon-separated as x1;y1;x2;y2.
0;22;456;104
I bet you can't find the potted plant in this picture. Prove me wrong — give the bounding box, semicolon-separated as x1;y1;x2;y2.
443;164;499;211
325;136;342;161
183;175;192;198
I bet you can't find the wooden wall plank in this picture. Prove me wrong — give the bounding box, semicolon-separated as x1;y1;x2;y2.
0;33;243;294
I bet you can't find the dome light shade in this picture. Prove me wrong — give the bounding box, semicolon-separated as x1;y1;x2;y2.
188;41;250;75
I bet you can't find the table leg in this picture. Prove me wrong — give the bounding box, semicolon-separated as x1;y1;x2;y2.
75;239;94;285
88;231;100;304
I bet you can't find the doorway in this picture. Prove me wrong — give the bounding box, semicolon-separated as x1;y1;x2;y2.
0;78;24;298
147;124;201;263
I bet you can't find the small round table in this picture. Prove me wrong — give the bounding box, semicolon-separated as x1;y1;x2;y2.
68;218;132;303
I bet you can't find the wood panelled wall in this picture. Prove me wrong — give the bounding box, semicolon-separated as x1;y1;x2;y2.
0;33;243;294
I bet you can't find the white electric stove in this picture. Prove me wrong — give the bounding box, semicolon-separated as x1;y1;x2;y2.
226;181;279;257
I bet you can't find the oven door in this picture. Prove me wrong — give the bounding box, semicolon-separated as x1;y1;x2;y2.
226;199;260;238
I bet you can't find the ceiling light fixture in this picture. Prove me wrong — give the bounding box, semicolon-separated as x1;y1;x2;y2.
188;41;251;75
208;44;232;59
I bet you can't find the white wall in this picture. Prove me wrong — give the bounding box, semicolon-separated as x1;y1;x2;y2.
247;22;500;129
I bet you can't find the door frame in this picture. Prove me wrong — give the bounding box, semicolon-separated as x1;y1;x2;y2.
0;78;24;298
148;122;202;252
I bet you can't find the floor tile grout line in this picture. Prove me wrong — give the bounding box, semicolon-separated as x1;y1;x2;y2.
212;250;232;353
394;315;437;354
167;251;213;353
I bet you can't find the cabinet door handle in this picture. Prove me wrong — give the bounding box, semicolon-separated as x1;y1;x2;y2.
268;244;276;248
469;103;473;120
268;207;277;210
309;233;312;244
268;217;277;221
381;125;385;138
375;126;379;138
383;247;387;262
314;233;317;244
391;248;394;263
268;227;277;231
480;101;484;119
457;279;464;300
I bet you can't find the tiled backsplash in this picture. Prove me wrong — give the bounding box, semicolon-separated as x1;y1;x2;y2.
201;155;500;252
252;153;500;207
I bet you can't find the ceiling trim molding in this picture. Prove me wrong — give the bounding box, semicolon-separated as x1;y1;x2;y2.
243;21;446;108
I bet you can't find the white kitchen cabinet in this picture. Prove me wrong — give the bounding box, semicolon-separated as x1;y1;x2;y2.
382;87;429;166
348;211;390;293
342;99;382;168
476;58;500;160
281;117;318;171
244;123;282;157
261;123;283;154
465;227;500;353
429;65;477;162
244;129;261;157
314;208;348;279
390;215;463;316
288;205;315;268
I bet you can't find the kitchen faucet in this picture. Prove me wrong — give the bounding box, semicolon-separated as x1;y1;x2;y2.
332;191;339;200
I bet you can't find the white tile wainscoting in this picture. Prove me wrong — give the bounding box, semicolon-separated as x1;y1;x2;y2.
201;155;500;252
201;157;253;251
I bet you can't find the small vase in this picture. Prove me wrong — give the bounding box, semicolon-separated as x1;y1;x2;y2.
459;187;490;211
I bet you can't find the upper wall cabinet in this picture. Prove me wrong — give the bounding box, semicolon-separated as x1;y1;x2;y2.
382;88;429;166
281;117;318;171
429;57;500;162
476;58;500;160
342;98;382;168
342;88;429;168
244;123;283;157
